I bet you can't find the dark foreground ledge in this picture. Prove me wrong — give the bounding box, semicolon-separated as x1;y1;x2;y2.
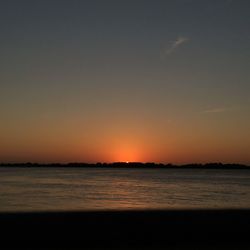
0;209;250;249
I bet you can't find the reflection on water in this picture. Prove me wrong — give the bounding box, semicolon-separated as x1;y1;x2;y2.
0;167;250;211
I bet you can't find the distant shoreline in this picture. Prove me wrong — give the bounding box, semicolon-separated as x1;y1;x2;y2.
0;162;249;169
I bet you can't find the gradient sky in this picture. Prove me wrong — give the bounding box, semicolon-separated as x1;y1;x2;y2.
0;0;250;164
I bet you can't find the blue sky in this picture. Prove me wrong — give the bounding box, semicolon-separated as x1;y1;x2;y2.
0;0;249;163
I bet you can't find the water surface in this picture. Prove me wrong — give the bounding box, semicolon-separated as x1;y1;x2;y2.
0;167;250;211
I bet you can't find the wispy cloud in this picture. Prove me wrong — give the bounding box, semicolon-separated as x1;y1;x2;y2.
202;108;226;114
165;36;189;55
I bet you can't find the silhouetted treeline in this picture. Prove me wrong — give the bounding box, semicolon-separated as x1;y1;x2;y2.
0;162;249;169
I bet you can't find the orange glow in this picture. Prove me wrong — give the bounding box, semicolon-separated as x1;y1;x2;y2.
109;143;144;163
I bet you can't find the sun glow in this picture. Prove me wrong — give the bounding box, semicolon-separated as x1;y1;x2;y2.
110;143;144;163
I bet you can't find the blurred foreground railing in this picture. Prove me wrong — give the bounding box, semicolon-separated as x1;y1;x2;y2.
0;209;250;249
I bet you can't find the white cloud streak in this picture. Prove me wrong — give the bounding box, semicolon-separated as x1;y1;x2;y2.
202;108;226;114
165;36;189;55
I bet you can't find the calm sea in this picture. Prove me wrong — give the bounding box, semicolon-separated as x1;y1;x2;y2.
0;167;250;212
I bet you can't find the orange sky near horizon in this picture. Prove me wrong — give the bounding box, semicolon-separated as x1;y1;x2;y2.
0;114;249;164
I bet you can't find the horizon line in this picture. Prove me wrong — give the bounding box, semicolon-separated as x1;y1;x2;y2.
0;162;249;167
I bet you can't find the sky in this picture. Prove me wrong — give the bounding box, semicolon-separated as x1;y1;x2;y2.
0;0;250;164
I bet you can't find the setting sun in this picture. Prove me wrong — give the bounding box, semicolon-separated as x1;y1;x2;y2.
109;143;143;163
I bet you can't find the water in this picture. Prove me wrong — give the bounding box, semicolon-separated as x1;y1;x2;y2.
0;167;250;212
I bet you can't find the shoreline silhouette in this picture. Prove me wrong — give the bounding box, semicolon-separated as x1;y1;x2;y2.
0;162;249;169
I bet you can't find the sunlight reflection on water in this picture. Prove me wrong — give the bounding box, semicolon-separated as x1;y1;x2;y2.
0;167;250;212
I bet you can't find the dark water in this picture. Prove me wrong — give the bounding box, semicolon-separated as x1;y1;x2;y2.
0;167;250;212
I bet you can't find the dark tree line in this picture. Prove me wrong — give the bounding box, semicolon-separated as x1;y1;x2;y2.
0;162;249;169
